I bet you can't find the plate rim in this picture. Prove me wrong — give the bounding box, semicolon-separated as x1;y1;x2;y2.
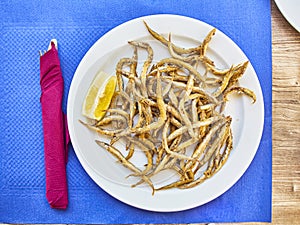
67;13;265;212
274;0;300;32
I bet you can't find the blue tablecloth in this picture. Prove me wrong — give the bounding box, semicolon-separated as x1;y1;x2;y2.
0;0;272;223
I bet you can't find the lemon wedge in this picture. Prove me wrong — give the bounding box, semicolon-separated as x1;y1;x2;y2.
82;71;117;121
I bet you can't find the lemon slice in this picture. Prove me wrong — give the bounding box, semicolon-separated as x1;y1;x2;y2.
82;71;117;121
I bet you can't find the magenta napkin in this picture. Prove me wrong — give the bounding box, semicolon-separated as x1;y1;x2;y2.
39;41;69;209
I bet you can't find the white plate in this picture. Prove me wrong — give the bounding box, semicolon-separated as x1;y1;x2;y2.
275;0;300;32
67;14;264;212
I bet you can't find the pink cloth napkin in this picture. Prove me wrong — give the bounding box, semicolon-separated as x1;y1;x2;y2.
40;42;69;209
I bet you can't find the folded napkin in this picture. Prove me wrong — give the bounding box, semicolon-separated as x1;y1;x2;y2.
39;41;69;209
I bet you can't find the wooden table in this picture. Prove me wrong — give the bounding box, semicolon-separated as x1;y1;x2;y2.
270;0;300;224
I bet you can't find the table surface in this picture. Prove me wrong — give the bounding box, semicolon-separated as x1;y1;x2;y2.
2;1;299;225
270;1;300;224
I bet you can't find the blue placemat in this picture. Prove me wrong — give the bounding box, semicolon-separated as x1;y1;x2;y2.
0;0;272;223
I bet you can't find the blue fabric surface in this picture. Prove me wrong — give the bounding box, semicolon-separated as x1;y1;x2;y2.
0;0;272;223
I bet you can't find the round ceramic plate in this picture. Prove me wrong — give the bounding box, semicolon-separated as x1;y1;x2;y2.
67;14;264;212
274;0;300;32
